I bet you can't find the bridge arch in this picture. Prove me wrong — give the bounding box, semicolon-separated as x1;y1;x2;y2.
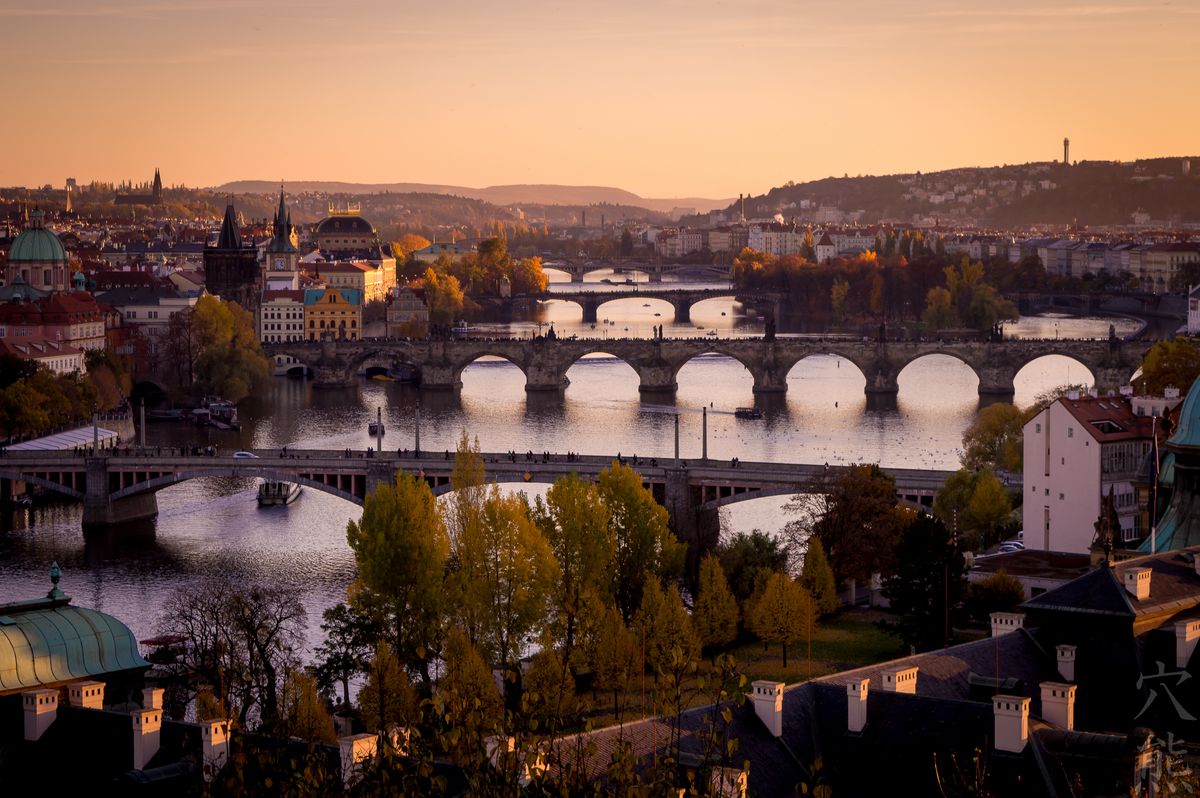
781;350;871;384
108;468;364;506
1012;354;1099;404
0;470;85;500
894;352;982;398
452;352;530;390
565;350;642;397
672;349;757;395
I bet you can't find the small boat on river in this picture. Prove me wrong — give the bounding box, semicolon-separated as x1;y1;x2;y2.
257;480;301;506
734;407;763;420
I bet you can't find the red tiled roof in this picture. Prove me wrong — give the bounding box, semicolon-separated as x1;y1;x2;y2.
1058;396;1155;443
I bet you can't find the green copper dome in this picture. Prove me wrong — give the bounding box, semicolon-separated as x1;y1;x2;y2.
1168;376;1200;450
9;211;68;264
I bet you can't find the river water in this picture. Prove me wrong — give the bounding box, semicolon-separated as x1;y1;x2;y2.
0;276;1145;652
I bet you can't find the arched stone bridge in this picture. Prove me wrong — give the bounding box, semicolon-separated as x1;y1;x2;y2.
519;288;776;324
0;450;956;544
265;337;1147;396
541;259;733;283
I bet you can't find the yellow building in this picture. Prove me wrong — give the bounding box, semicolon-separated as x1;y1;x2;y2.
317;260;386;303
304;286;362;341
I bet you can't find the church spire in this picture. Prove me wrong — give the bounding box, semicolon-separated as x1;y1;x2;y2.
217;199;242;249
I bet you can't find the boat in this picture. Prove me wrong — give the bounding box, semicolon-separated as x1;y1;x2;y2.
706;329;719;337
623;278;635;285
257;480;301;506
371;374;397;382
734;407;763;420
653;312;662;317
147;408;185;421
642;303;651;307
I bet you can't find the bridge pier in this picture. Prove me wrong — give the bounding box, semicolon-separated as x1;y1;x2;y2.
674;300;690;324
637;361;678;393
525;362;570;392
1094;366;1133;395
420;364;462;391
976;366;1017;397
82;459;158;528
863;367;900;395
580;300;600;324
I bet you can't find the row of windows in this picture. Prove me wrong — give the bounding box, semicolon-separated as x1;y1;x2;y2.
263;311;302;320
262;323;302;332
265;334;304;343
309;320;357;329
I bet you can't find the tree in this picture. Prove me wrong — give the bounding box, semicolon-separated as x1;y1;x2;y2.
962;403;1026;472
934;469;1012;551
633;580;699;678
788;465;908;586
510;257;549;294
1139;339;1200;396
183;295;270;402
748;572;817;669
455;489;557;669
589;604;641;720
922;286;957;330
799;537;838;617
279;670;336;743
346;473;449;688
422;266;466;325
716;531;788;603
598;461;683;621
964;570;1026;624
882;513;966;652
358;641;417;733
620;228;634;256
438;628;503;758
534;473;614;668
313;603;376;708
0;381;50;438
830;279;850;319
522;647;573;727
693;554;739;651
392;233;431;262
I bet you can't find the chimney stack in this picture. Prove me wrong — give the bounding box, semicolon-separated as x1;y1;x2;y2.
1057;645;1077;682
339;733;379;787
1124;567;1151;601
22;689;58;741
1039;682;1076;730
882;666;918;694
751;680;784;736
993;695;1030;753
68;680;105;709
142;687;164;711
132;707;162;770
1176;620;1200;668
990;612;1025;638
201;720;230;782
846;678;869;732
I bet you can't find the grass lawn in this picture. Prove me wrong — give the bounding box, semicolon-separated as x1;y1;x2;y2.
582;608;904;728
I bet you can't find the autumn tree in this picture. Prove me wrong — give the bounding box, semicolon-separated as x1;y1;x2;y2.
279;670;336;743
787;465;909;587
882;513;967;651
693;554;739;651
358;641;417;732
964;570;1026;624
962;403;1026;472
522;647;574;727
534;473;614;668
510;256;549;294
438;628;503;760
1139;339;1200;396
716;531;788;603
588;604;641;721
422;266;466;325
184;294;270;402
748;572;817;669
598;461;684;621
313;602;376;707
346;473;449;688
799;537;839;617
922;286;957;330
934;469;1013;550
830;279;850;319
391;233;431;262
633;580;700;678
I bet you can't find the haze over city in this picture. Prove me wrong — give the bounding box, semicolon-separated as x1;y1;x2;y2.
3;0;1199;196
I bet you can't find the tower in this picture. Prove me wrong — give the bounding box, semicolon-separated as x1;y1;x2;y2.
264;186;300;290
1063;137;1070;165
204;200;261;310
152;168;162;202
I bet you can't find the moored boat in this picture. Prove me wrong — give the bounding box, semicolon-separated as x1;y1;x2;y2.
734;407;763;420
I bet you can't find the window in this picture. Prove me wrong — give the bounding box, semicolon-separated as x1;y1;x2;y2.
1059;493;1065;500
1036;423;1041;433
1067;428;1074;438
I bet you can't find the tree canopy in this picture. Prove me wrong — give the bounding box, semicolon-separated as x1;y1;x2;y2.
1139;339;1200;396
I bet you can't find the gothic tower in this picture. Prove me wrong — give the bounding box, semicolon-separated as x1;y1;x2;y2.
204;200;261;310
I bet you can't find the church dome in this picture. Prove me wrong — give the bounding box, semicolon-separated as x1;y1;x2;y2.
9;211;68;264
315;215;375;236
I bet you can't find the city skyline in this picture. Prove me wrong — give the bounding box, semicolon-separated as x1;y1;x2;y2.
2;0;1199;196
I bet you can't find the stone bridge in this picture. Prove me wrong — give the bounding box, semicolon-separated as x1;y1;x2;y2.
519;288;776;324
0;450;956;547
265;337;1147;396
541;258;733;283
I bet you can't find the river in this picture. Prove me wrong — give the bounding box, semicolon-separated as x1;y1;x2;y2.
0;280;1145;652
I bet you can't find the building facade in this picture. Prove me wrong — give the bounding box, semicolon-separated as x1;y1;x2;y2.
304;287;362;341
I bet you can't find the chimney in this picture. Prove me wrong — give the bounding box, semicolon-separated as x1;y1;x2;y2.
990;612;1025;638
200;720;230;782
1124;567;1151;601
751;680;784;737
993;695;1030;753
1039;682;1076;730
846;678;869;732
68;680;105;709
1176;619;1200;668
1066;389;1080;401
1057;645;1077;682
142;687;164;711
882;666;918;694
22;689;58;741
339;733;378;787
132;707;162;770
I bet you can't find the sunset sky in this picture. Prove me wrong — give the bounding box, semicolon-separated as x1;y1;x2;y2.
2;0;1197;198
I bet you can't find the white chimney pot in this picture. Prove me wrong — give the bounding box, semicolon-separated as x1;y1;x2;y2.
990;612;1025;637
1124;567;1152;601
1176;620;1200;668
68;680;105;709
22;689;58;741
993;695;1030;753
882;666;918;694
132;707;162;770
1057;645;1077;682
751;680;784;737
1040;682;1077;730
846;678;869;733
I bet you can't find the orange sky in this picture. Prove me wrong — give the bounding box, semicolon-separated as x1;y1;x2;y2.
2;0;1197;198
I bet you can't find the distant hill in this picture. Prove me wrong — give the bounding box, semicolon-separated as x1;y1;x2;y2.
212;180;731;215
716;157;1200;228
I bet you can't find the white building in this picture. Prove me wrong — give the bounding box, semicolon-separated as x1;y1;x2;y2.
1189;285;1200;336
259;289;306;375
1022;392;1155;553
